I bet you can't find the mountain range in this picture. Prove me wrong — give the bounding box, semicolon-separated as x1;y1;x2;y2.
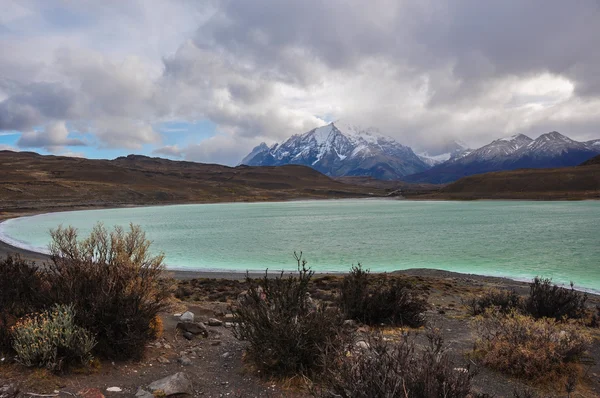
241;123;600;183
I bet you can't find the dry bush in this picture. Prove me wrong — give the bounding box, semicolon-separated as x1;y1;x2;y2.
463;288;522;316
0;255;45;353
232;253;347;377
339;264;427;327
313;328;475;398
524;277;587;321
11;304;96;372
474;310;590;380
45;223;171;360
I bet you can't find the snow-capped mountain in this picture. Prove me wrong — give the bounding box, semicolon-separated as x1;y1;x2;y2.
240;122;429;180
405;132;600;183
417;140;471;166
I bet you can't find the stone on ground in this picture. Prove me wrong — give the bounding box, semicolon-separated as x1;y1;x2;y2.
179;311;195;322
148;372;193;396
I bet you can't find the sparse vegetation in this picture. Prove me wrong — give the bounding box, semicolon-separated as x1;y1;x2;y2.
339;264;427;327
314;328;475;398
524;277;588;321
464;288;522;316
232;253;347;377
474;310;590;380
0;255;45;353
45;223;171;360
11;304;96;372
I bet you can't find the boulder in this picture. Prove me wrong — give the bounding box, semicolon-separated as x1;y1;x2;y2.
207;318;223;327
135;388;153;398
176;321;208;337
148;372;193;396
180;311;195;323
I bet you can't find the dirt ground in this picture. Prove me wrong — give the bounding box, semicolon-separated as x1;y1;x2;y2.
1;272;600;398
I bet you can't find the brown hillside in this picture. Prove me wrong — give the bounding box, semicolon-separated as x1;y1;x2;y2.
580;154;600;166
0;151;385;215
425;163;600;200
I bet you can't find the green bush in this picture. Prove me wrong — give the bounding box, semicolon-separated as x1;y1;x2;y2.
464;288;522;316
232;253;346;377
524;277;587;321
474;310;590;380
0;255;45;353
314;328;475;398
339;264;427;327
11;304;96;372
45;223;171;360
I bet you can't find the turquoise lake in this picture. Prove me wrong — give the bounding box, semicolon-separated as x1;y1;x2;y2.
1;200;599;291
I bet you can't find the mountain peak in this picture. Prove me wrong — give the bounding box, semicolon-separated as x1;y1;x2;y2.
239;122;428;179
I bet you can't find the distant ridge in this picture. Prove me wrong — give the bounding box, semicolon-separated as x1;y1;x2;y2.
0;151;386;214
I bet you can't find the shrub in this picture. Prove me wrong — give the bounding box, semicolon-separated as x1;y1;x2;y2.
474;310;590;380
524;277;588;321
0;255;45;353
11;304;96;372
313;328;475;398
45;223;171;360
464;288;522;316
339;264;427;327
232;253;346;377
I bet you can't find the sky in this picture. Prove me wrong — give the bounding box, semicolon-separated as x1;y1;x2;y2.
1;0;600;164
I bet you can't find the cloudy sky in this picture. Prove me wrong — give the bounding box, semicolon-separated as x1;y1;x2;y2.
1;0;600;164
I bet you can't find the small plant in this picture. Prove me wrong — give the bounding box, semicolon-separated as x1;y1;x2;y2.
45;223;171;359
232;252;346;377
524;277;587;321
339;264;427;327
463;288;522;316
474;310;590;380
0;255;45;353
11;304;96;372
314;328;475;398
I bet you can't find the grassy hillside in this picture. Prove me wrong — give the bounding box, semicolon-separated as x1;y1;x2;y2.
0;151;385;215
410;159;600;200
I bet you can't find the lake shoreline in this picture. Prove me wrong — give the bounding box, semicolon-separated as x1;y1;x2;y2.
2;201;599;296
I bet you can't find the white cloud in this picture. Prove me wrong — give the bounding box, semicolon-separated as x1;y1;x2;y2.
17;121;86;152
1;0;600;163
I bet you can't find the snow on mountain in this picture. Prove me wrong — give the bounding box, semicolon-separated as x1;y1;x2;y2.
240;122;429;180
417;140;471;166
404;131;600;184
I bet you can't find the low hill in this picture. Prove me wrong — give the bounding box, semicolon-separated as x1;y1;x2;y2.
580;154;600;166
0;151;386;215
408;158;600;200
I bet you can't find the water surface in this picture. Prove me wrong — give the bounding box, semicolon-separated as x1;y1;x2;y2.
1;200;599;291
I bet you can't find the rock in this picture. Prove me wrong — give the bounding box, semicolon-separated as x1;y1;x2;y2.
177;356;192;366
182;331;193;340
224;322;233;328
157;356;171;364
176;322;208;337
106;387;122;392
148;372;193;396
221;352;232;359
173;313;182;317
180;311;195;322
343;319;357;328
210;340;222;346
77;388;105;398
224;313;235;321
135;388;153;398
0;384;18;398
355;340;369;350
207;318;223;327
